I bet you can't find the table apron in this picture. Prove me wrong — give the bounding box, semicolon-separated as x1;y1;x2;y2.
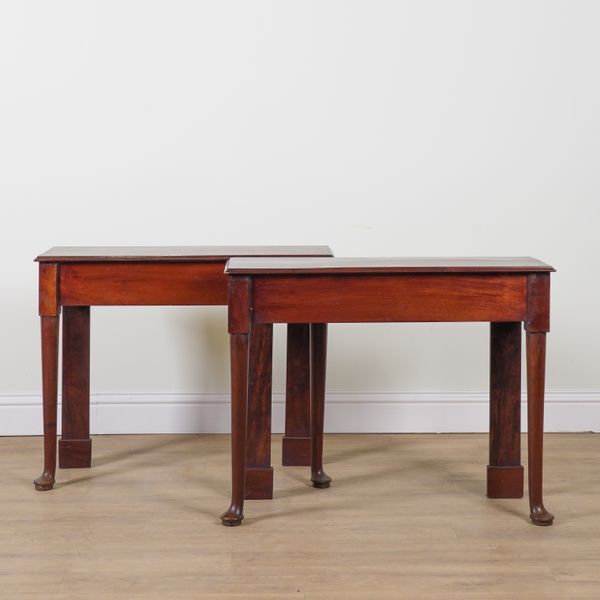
251;274;528;324
59;262;228;306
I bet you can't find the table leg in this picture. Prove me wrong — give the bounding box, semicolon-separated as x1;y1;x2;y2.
245;323;274;499
526;331;554;526
34;316;60;491
221;331;249;526
59;306;92;468
282;324;311;466
310;323;331;489
487;322;524;498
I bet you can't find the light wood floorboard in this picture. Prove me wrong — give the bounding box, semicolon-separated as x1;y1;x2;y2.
1;433;599;599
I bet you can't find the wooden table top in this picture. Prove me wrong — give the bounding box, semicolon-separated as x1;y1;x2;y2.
36;246;333;263
226;257;555;274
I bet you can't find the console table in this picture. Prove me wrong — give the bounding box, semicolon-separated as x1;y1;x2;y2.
34;245;332;497
221;257;555;526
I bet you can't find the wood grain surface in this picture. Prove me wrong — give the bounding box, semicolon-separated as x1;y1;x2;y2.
226;256;555;274
36;246;333;262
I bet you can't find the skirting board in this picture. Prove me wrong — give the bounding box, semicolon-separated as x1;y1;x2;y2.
1;392;598;436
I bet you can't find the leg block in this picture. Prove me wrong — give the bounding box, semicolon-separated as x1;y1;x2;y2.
486;465;524;499
245;467;274;500
58;439;92;468
282;436;311;466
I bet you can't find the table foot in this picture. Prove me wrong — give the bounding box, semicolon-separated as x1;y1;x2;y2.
220;504;244;527
486;465;524;498
530;505;554;526
311;469;332;489
245;467;273;500
59;439;92;468
282;436;311;466
34;471;55;491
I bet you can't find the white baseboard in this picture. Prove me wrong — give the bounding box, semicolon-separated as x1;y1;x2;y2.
1;391;598;435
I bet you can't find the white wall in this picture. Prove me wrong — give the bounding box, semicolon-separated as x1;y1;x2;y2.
1;1;599;433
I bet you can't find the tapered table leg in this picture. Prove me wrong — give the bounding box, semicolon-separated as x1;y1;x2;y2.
59;306;92;468
526;331;554;526
310;323;331;489
282;324;311;466
245;324;274;499
487;322;524;498
221;332;250;526
34;316;60;491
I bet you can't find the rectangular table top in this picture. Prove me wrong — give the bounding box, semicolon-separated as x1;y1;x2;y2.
36;245;333;263
226;256;555;274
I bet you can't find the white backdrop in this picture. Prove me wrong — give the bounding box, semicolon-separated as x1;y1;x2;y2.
1;1;599;433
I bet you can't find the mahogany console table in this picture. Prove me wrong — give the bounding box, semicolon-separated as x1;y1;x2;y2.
34;246;332;496
222;257;555;526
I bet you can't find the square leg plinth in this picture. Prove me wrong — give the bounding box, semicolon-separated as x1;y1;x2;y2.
486;465;524;498
245;467;274;500
58;438;92;468
282;436;311;466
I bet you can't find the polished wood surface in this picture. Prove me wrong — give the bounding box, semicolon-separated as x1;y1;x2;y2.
36;246;333;495
39;263;59;316
33;316;59;491
60;262;228;305
5;433;598;599
37;245;333;262
251;274;527;323
221;333;249;526
59;307;91;468
283;324;311;466
226;256;555;273
34;263;61;491
309;323;331;489
224;258;555;526
487;322;523;498
245;324;274;500
526;331;554;525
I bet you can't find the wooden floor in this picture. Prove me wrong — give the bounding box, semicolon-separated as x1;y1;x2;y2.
1;433;600;599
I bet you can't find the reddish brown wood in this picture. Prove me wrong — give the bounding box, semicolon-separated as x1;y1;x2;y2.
244;467;274;500
526;331;554;526
37;245;333;495
251;274;527;324
486;465;524;500
39;263;59;316
34;263;60;491
37;245;333;262
59;306;91;468
310;323;331;489
34;316;60;491
224;257;555;525
526;273;551;333
524;272;554;524
487;322;523;499
282;324;311;466
220;332;249;527
226;256;555;274
245;324;274;500
228;276;251;334
60;262;228;306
